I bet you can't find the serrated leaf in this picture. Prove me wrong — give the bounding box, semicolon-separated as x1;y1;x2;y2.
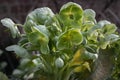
6;45;29;58
1;18;20;38
57;29;83;50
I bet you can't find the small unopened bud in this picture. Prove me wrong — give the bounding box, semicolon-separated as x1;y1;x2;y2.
55;57;64;68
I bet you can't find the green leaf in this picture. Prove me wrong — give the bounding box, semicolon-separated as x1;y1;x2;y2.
32;58;45;69
32;58;41;66
12;69;23;76
82;51;98;61
106;34;120;42
84;9;96;19
83;9;96;23
24;20;36;33
81;21;94;32
99;34;120;49
19;58;35;70
40;44;50;54
1;18;20;38
45;15;62;36
18;35;29;47
87;30;98;42
87;24;100;35
26;7;54;25
57;29;83;50
98;20;111;28
0;72;9;80
35;25;50;37
28;27;49;54
102;24;117;35
20;58;31;66
59;2;83;27
28;27;49;46
6;45;29;58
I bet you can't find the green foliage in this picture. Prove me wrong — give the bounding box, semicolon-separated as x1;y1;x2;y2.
57;28;83;50
1;2;120;80
1;18;20;38
6;45;30;58
0;72;8;80
0;49;7;71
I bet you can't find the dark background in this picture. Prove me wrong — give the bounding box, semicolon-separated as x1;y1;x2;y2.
0;0;120;75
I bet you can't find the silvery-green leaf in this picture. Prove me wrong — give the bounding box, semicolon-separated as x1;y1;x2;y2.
35;25;50;37
32;58;44;69
98;20;111;28
32;58;41;66
102;24;117;35
28;27;49;46
99;34;120;49
6;45;29;58
24;20;36;33
82;51;98;61
12;69;23;75
26;7;54;25
84;9;96;19
83;9;96;23
106;34;120;42
1;18;20;38
18;36;29;47
28;27;49;54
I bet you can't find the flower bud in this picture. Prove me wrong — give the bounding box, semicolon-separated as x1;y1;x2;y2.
55;57;64;68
